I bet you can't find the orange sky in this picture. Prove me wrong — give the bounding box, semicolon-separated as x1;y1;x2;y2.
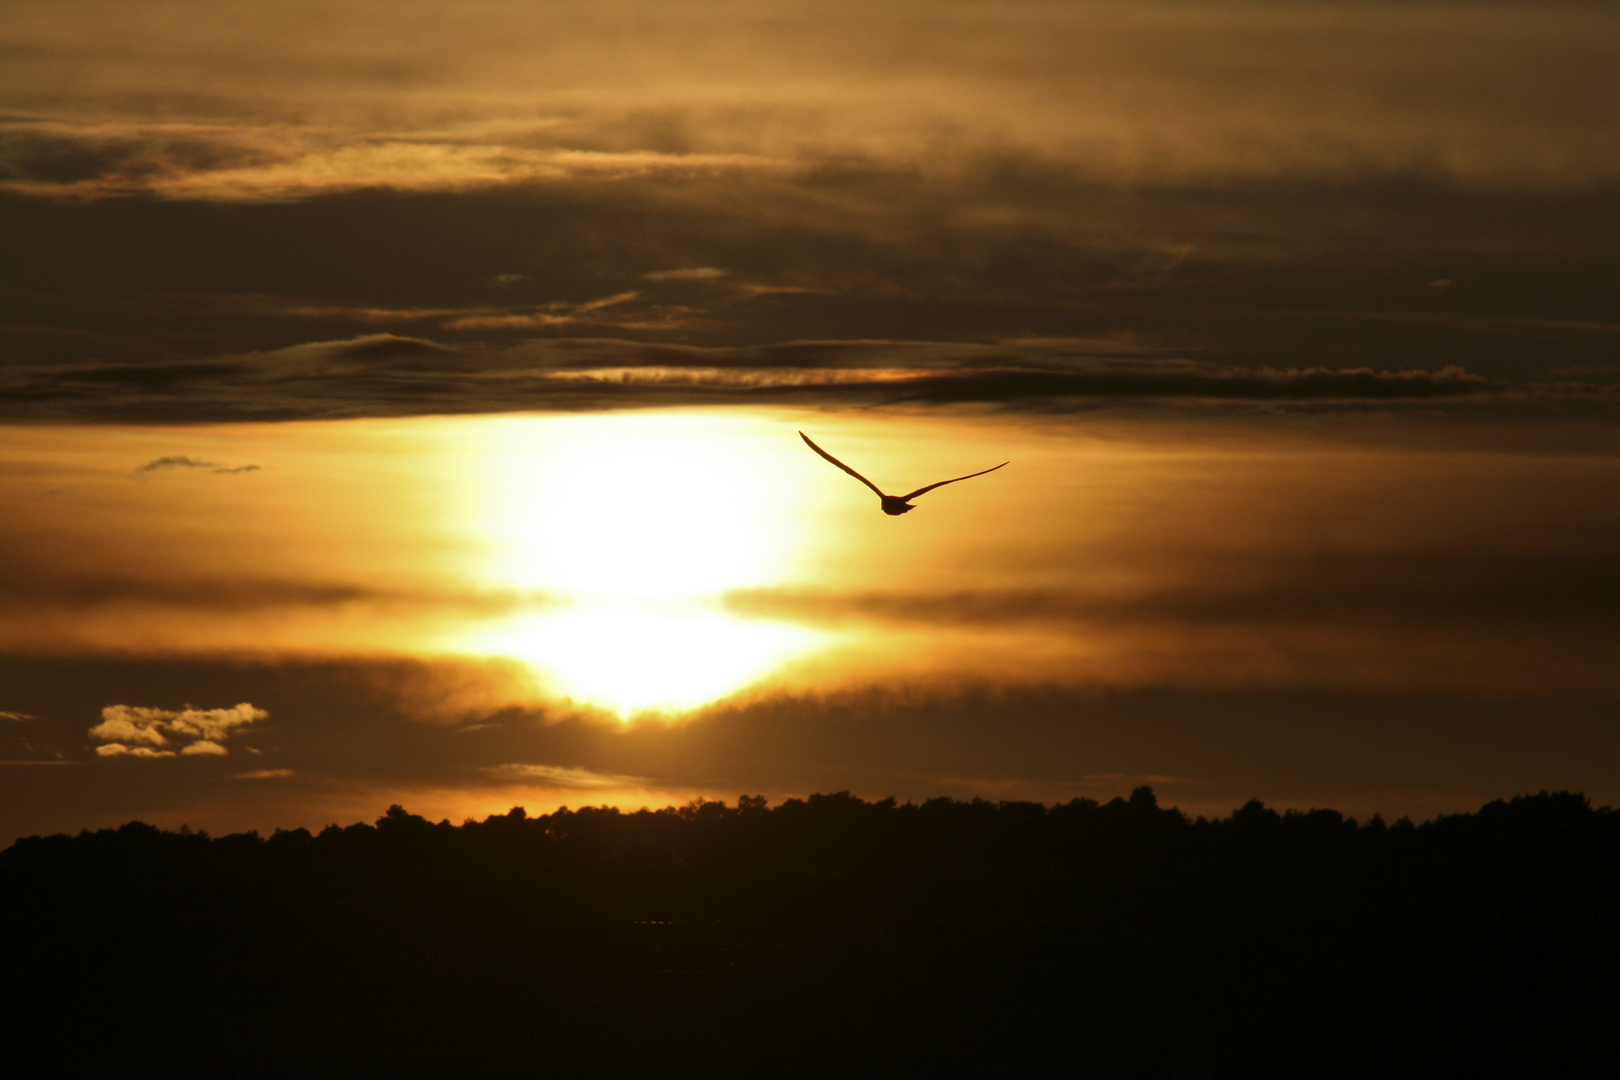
2;1;1618;839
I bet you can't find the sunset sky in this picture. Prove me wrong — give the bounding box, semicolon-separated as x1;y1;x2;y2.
3;0;1617;842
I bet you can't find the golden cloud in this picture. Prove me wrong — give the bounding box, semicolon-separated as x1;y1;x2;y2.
88;703;267;759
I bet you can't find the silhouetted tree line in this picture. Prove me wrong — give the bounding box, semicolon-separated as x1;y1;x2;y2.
5;788;1617;1078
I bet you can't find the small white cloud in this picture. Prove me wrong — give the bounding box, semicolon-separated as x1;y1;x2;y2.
162;703;267;741
644;267;727;282
232;768;294;779
96;743;175;759
89;707;172;747
89;703;267;760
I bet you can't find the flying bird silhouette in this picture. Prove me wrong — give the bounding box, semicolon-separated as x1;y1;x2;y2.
799;431;1008;516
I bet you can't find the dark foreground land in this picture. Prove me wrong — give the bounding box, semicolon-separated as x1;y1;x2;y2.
5;789;1618;1078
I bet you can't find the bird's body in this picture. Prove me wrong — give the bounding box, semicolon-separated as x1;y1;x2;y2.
799;431;1007;515
879;494;914;516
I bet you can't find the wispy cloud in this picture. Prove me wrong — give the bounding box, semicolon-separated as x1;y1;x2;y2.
2;3;1616;204
0;122;781;202
644;268;727;282
0;574;552;617
95;744;174;759
133;455;261;475
725;550;1620;629
0;711;35;722
7;334;1612;425
442;291;643;331
485;763;651;789
233;768;294;779
135;455;216;473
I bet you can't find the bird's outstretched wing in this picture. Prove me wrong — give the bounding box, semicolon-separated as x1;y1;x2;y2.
800;431;886;498
899;461;1009;502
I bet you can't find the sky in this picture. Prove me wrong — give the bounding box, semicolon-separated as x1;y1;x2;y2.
2;0;1617;842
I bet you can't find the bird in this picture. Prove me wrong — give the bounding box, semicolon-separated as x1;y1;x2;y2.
799;431;1007;516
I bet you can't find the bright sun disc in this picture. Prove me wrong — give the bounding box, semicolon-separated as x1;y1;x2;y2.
478;414;794;598
468;602;820;716
457;413;822;714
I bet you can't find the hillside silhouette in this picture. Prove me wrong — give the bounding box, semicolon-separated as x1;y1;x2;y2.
5;788;1617;1078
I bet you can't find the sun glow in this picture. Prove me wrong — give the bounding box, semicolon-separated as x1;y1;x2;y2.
460;412;823;715
478;413;798;596
466;602;819;715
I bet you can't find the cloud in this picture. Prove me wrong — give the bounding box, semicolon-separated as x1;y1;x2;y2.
5;333;1613;424
94;744;175;759
172;293;672;335
88;703;267;758
4;138;1617;422
160;703;266;741
232;768;294;779
0;3;1613;440
89;708;174;747
0;573;551;617
135;455;216;473
485;763;652;789
725;550;1620;629
441;291;643;331
2;2;1617;206
133;455;260;475
645;268;727;282
1;711;35;721
0;115;780;201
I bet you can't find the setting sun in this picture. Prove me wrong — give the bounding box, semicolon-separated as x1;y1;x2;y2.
458;412;825;713
474;412;801;597
464;601;820;716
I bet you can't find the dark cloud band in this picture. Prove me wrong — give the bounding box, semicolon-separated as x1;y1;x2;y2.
5;333;1614;423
